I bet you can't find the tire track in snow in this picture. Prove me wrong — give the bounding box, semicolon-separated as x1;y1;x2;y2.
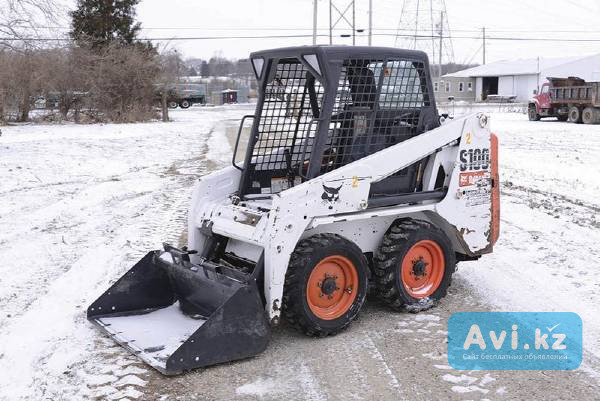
0;108;234;400
502;182;600;229
81;175;197;401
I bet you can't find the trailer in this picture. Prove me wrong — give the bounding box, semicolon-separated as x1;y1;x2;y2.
156;84;207;109
529;77;600;124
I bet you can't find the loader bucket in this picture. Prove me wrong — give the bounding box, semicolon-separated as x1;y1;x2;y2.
87;247;270;375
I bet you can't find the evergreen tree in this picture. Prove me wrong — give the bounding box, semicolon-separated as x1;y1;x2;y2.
70;0;142;48
200;61;210;77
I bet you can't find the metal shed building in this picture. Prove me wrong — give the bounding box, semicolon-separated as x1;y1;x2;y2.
442;54;600;102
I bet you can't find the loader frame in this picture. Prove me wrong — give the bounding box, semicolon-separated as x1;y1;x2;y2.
191;111;496;323
188;47;497;322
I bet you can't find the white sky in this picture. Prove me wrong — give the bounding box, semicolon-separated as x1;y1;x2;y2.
65;1;600;63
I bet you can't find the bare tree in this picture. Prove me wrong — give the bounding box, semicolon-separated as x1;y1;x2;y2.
38;47;86;120
156;48;182;122
15;50;35;121
0;49;44;121
0;0;59;50
0;2;174;125
0;0;60;122
0;51;8;122
80;42;160;123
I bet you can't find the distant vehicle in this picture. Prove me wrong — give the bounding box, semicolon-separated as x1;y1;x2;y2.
32;91;88;109
485;94;517;103
155;83;206;109
529;77;600;124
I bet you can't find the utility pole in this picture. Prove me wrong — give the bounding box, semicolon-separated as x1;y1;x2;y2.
438;11;443;78
537;56;540;93
329;1;358;45
352;0;356;45
368;0;372;46
329;0;333;45
313;0;318;45
482;26;486;65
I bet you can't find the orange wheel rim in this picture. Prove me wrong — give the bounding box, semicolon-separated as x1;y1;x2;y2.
400;240;445;298
306;255;358;320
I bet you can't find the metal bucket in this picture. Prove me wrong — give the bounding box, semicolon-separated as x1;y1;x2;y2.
87;246;270;375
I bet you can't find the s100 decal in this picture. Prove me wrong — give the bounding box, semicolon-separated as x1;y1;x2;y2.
460;148;490;172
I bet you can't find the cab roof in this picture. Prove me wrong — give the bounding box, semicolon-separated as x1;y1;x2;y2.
249;45;430;63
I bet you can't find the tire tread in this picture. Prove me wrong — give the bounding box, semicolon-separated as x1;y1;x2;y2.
373;218;456;311
282;234;367;337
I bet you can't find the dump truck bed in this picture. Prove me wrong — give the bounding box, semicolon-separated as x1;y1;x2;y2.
548;77;600;107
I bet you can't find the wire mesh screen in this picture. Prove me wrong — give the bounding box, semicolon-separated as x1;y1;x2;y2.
246;58;323;195
320;59;429;176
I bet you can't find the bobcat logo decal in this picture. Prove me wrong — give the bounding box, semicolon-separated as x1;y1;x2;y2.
321;184;342;204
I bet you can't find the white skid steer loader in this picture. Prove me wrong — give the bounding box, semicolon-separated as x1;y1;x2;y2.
88;46;500;375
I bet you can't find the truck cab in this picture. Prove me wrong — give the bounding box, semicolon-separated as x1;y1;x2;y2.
529;83;553;121
537;83;551;110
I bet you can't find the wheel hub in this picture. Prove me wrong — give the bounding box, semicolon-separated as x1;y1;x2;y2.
306;255;359;320
412;258;428;277
400;240;446;299
318;274;340;298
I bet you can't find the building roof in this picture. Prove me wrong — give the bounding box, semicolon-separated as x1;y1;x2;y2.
444;54;596;78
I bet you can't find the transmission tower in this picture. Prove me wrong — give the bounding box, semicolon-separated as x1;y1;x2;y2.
394;0;455;76
316;1;373;46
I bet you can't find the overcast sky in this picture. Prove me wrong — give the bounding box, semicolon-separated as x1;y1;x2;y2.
72;1;600;63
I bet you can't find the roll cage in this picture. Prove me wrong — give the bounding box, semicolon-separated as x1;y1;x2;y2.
234;46;440;200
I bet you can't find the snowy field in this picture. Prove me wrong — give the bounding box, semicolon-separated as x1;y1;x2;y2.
1;106;600;400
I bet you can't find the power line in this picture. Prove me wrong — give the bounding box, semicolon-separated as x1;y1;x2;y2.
0;33;327;42
378;33;600;42
465;43;483;65
12;24;600;34
6;33;600;43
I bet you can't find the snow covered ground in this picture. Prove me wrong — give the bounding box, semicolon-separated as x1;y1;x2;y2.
456;113;600;379
0;107;599;400
0;106;243;400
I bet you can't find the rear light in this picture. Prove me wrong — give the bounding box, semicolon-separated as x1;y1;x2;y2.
490;133;500;245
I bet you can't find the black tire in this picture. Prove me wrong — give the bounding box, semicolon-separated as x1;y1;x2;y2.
582;107;599;125
528;105;540;121
168;101;178;109
568;106;582;124
179;100;191;109
373;219;456;311
282;234;369;337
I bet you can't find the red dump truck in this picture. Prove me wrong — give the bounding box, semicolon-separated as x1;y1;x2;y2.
529;77;600;124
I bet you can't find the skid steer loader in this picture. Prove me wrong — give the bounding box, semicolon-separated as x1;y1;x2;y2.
88;46;500;375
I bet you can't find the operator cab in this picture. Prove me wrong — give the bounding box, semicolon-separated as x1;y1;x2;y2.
234;46;441;204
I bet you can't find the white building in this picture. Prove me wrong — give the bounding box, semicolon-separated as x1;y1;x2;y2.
443;54;600;102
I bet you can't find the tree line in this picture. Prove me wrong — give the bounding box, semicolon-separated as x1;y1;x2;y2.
0;0;187;124
185;55;253;79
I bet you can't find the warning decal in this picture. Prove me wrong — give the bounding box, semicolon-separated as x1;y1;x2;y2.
459;171;487;187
